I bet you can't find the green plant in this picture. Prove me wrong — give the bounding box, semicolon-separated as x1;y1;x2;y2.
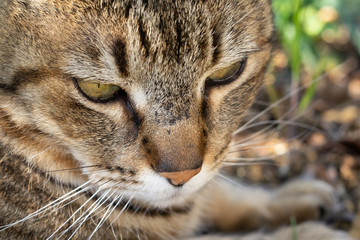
271;0;360;114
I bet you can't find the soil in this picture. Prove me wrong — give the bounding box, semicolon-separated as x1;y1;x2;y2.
226;44;360;238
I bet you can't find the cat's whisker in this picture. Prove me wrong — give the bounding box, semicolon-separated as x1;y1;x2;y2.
64;189;116;240
230;132;277;150
253;99;289;108
54;180;124;239
27;146;53;161
232;125;276;147
23;182;102;224
222;160;275;166
216;173;248;189
88;194;124;239
229;128;311;154
43;165;103;174
230;115;297;149
0;180;92;231
46;191;92;219
233;62;348;137
46;185;105;240
225;155;283;162
234;101;297;139
32;182;93;218
111;223;120;240
136;227;142;240
106;195;134;234
230;119;322;150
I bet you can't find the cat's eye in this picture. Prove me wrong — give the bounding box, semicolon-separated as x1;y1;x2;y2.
206;58;247;86
75;79;121;102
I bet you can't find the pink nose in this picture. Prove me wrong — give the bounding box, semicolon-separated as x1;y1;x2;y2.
159;167;201;186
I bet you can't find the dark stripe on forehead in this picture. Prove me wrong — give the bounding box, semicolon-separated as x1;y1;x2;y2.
112;39;129;77
138;17;150;57
211;28;221;65
86;44;101;61
124;2;132;18
175;21;182;63
141;0;148;8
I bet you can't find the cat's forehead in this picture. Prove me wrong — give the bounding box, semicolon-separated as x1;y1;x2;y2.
65;1;212;84
61;0;272;86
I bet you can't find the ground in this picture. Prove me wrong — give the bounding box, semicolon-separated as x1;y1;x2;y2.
225;43;360;238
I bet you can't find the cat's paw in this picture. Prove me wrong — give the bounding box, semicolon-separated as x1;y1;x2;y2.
266;179;342;227
271;221;354;240
185;222;353;240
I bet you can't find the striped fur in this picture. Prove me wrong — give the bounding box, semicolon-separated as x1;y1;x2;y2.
0;1;352;239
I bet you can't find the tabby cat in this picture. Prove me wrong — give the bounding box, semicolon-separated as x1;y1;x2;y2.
0;0;353;239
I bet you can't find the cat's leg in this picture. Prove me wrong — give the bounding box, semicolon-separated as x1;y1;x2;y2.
186;222;353;240
197;176;344;233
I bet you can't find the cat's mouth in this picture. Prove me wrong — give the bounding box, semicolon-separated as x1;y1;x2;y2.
83;187;195;217
81;166;213;211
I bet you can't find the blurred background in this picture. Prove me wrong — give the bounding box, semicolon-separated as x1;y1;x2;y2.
226;0;360;237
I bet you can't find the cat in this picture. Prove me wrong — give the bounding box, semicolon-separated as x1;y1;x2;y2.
0;0;353;239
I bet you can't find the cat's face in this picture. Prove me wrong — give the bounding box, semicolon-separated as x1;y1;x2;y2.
0;0;272;208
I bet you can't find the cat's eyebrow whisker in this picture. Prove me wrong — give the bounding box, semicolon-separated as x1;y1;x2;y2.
0;180;93;231
88;194;124;239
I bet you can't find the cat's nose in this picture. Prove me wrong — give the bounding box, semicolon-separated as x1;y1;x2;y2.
159;167;201;187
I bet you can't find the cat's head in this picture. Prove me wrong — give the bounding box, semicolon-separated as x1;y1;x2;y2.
0;0;272;208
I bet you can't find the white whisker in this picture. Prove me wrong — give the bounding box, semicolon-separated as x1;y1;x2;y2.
88;194;123;239
226;155;283;162
233;62;347;136
106;195;134;234
0;180;92;232
222;160;275;166
230;119;321;151
46;186;103;240
65;189;115;240
216;173;247;189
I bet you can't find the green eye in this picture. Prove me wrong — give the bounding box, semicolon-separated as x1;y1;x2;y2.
76;79;121;101
208;62;241;80
207;58;247;86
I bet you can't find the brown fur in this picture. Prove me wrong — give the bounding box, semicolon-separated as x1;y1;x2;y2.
0;0;353;239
